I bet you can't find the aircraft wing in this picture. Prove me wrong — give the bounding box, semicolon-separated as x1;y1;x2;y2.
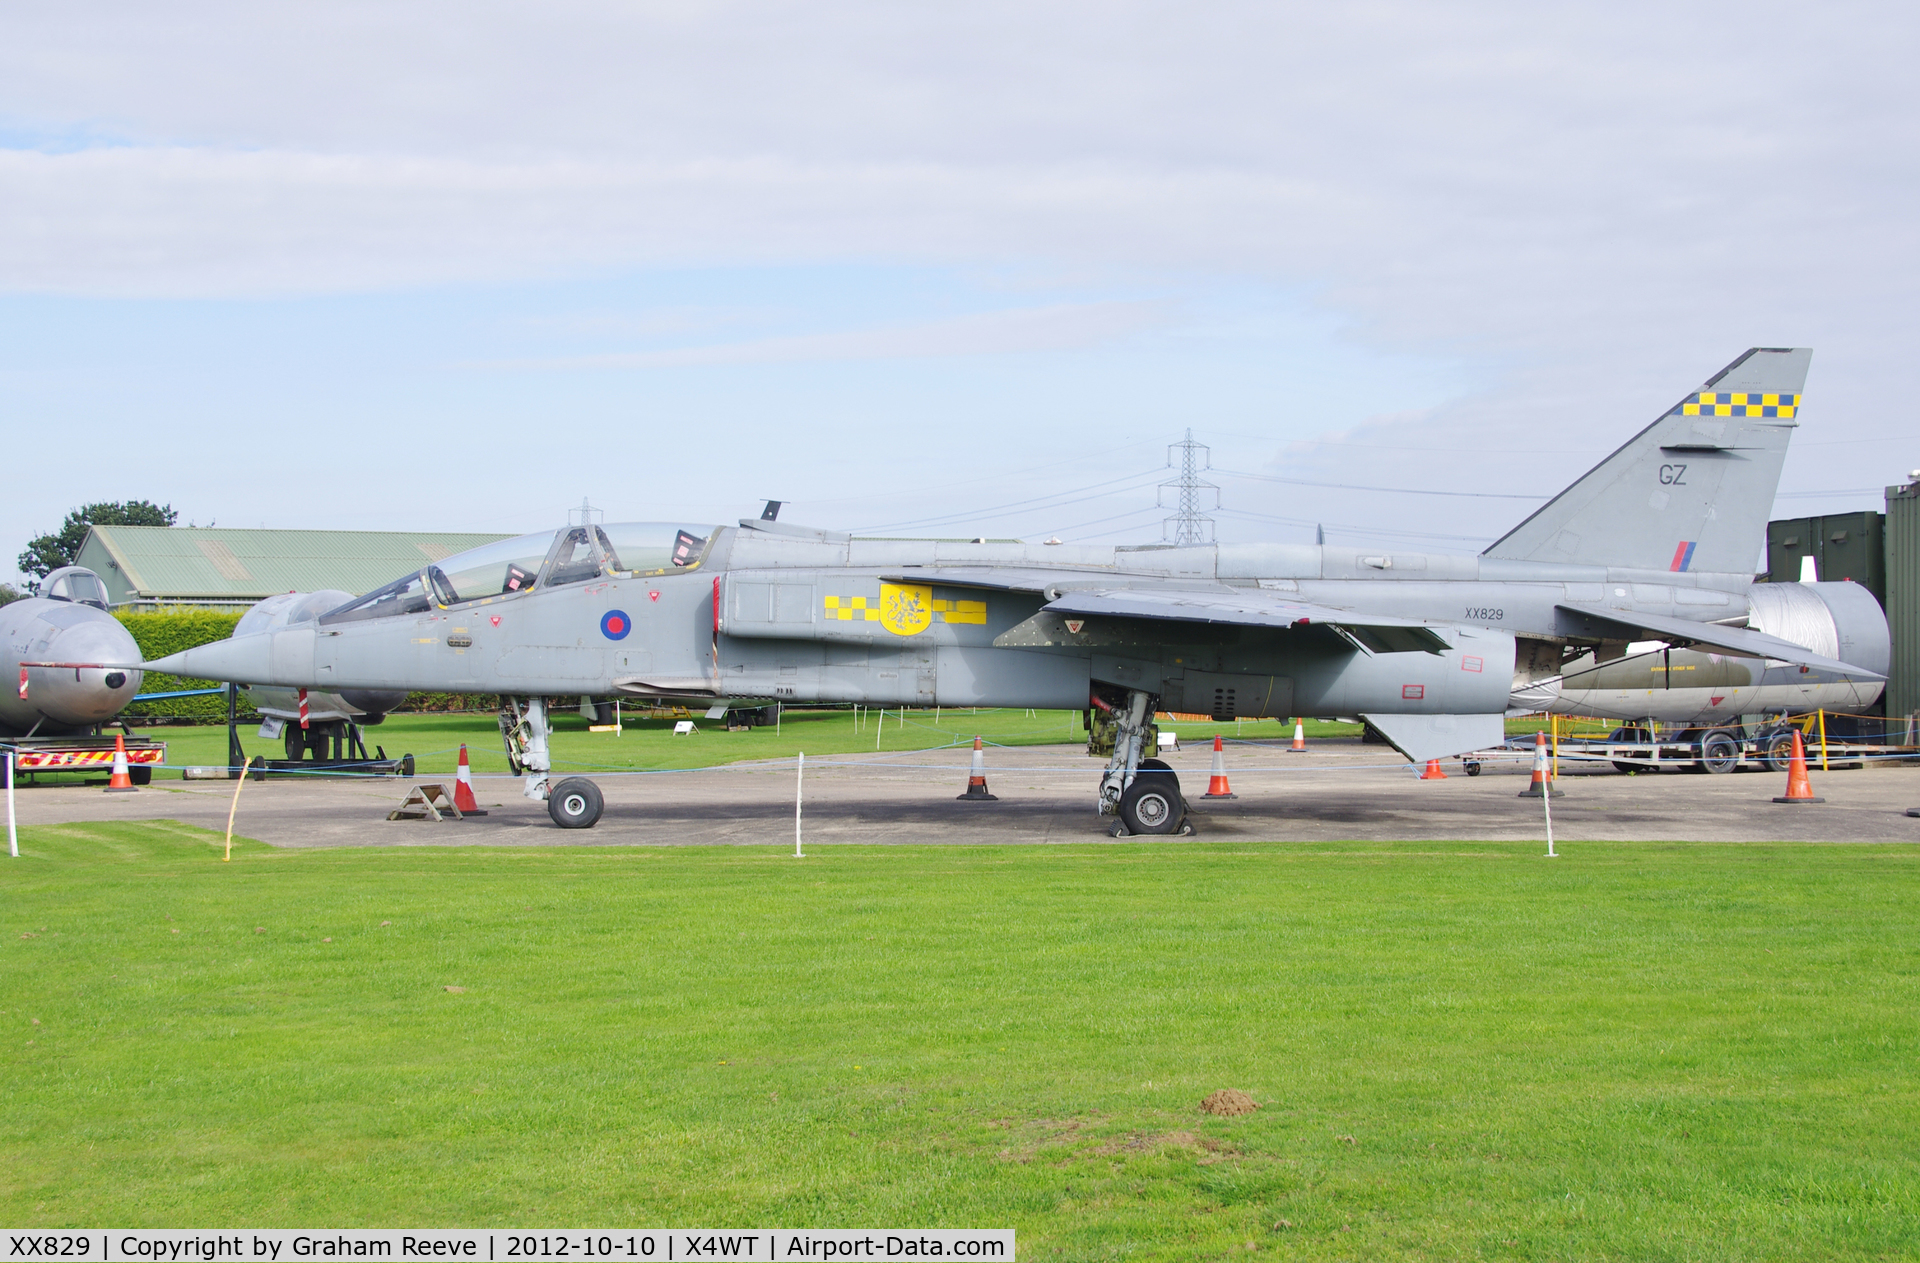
1555;604;1885;678
1043;589;1453;654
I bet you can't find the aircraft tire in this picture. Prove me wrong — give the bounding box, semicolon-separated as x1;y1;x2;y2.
1136;759;1181;806
1120;769;1183;835
1699;729;1740;774
548;777;604;829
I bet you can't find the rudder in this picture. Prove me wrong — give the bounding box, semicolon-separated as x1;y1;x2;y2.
1484;348;1812;576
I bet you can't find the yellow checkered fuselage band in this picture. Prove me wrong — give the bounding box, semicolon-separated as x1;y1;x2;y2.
1675;392;1799;418
823;592;987;628
823;594;881;622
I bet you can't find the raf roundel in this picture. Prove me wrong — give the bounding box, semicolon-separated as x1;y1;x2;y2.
600;609;632;641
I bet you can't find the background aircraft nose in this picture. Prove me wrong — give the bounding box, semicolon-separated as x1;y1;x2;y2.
29;618;145;727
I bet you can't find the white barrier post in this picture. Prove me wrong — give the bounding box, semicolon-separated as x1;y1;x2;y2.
6;750;17;858
1543;768;1556;858
794;752;804;858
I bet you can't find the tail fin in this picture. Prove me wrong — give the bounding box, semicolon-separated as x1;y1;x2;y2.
1484;348;1811;575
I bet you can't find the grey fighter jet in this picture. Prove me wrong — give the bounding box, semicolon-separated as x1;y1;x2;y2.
144;347;1878;831
3;566;144;737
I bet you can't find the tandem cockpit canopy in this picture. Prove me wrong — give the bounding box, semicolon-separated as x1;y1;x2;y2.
319;523;716;625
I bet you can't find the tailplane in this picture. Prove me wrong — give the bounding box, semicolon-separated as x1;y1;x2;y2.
1484;348;1811;575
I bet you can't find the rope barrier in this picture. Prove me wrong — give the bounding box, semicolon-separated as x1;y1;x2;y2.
15;704;1916;787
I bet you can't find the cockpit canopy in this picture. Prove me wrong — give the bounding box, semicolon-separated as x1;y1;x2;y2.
40;566;110;610
320;523;715;625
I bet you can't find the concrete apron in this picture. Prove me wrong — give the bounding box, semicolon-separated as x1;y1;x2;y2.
7;740;1918;848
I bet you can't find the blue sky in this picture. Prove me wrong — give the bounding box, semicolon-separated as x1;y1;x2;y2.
0;266;1488;551
3;1;1915;584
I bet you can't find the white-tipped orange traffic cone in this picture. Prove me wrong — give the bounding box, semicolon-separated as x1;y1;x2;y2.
1419;759;1447;780
1290;718;1307;752
957;735;999;801
1517;730;1561;798
1772;729;1824;804
452;743;487;816
104;732;137;793
1203;735;1236;798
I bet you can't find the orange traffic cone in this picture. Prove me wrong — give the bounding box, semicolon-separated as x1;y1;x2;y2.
1517;730;1561;798
1290;718;1307;752
957;735;998;801
452;744;488;816
1203;735;1236;798
1419;758;1447;780
104;732;137;793
1772;729;1825;803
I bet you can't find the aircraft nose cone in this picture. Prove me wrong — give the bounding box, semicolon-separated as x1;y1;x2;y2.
30;618;144;726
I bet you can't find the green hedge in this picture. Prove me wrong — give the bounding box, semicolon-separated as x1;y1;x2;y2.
115;610;254;720
404;693;502;713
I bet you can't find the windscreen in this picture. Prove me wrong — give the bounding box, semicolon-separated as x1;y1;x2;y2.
319;572;433;625
599;523;715;574
44;568;109;609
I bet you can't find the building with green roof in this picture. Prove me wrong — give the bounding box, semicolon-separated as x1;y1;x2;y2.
74;525;513;611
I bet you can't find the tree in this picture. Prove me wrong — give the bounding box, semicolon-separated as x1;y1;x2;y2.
0;583;24;608
18;501;179;580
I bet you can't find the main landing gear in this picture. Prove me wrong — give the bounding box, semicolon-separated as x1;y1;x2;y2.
1090;688;1194;837
501;696;606;829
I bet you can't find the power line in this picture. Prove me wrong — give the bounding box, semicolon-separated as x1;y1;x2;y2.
788;437;1166;507
1213;467;1546;500
850;469;1166;533
1214;507;1494;545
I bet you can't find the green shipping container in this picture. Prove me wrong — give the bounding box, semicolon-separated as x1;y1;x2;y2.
1766;511;1885;604
1884;487;1920;720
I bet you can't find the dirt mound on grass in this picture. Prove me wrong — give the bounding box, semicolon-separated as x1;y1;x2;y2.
1199;1089;1260;1117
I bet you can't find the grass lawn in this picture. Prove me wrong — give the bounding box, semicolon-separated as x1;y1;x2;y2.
3;824;1916;1258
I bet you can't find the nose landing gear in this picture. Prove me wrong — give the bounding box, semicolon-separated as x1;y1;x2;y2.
1091;688;1193;836
501;696;606;828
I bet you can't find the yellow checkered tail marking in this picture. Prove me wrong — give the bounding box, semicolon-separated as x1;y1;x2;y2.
1674;392;1798;418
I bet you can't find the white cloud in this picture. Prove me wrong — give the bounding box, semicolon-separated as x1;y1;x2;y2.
5;0;1912;337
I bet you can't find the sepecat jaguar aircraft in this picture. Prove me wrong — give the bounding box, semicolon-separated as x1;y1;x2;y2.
140;347;1881;832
